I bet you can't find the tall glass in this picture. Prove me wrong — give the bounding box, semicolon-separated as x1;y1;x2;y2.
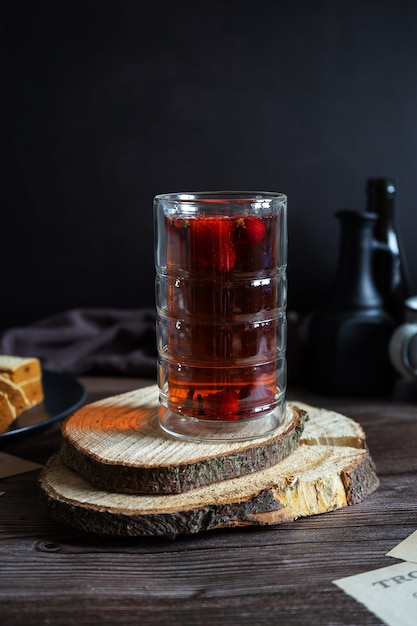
154;191;287;441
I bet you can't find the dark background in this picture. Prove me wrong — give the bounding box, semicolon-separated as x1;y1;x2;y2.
1;0;416;330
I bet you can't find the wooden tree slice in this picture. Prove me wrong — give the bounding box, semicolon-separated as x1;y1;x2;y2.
60;385;307;495
40;436;378;537
296;401;367;449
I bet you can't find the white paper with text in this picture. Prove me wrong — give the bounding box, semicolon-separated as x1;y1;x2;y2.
334;560;417;626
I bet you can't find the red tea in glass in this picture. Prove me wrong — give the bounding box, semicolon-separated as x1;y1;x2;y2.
154;192;287;441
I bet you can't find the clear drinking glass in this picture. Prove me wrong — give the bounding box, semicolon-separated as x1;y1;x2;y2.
154;191;287;441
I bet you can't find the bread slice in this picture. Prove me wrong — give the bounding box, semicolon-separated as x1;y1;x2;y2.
0;390;17;433
0;355;43;409
0;355;42;384
20;378;44;407
0;375;29;414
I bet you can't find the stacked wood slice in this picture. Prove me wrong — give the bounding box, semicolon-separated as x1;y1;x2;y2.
39;385;379;537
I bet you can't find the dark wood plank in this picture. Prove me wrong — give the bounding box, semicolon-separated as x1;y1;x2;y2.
0;377;416;625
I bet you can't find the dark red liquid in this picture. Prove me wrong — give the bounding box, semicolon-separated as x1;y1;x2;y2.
160;214;282;421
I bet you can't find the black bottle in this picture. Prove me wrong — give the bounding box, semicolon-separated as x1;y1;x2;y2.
367;178;411;322
307;210;396;395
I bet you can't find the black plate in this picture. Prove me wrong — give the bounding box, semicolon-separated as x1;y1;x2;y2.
0;370;87;440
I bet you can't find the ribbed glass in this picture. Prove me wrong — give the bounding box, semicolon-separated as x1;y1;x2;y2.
154;191;287;441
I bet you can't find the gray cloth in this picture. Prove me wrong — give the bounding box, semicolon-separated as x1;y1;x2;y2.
0;308;157;377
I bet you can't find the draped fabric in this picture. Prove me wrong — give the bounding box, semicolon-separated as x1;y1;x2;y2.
0;309;157;377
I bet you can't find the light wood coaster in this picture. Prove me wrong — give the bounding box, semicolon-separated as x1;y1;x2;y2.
39;385;379;537
59;385;306;494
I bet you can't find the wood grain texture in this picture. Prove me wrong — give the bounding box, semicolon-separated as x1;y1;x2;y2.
60;385;307;494
3;376;417;626
40;443;378;537
40;399;378;537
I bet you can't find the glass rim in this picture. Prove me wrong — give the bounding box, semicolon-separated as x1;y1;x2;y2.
154;190;287;204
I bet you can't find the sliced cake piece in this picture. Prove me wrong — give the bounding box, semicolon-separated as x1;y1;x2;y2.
20;378;44;407
0;390;17;433
0;375;29;414
0;355;44;409
0;355;42;383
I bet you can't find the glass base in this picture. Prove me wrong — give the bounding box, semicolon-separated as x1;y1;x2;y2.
158;397;287;442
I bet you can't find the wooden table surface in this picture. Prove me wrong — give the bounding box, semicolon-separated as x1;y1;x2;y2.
1;375;417;626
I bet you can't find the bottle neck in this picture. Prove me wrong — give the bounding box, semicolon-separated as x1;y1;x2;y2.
366;179;396;225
